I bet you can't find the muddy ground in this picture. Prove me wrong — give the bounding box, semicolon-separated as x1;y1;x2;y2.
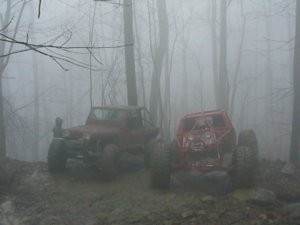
0;156;300;225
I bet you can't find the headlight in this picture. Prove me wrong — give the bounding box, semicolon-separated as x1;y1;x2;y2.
187;136;194;141
82;133;91;140
63;130;70;138
205;131;211;139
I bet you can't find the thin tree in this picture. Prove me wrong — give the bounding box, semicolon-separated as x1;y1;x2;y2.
123;0;138;106
133;2;146;106
290;0;300;163
0;0;27;160
210;0;219;108
149;0;169;124
218;0;229;112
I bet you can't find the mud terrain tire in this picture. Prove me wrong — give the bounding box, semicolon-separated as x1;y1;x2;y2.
99;144;120;181
150;141;171;189
231;146;256;188
48;139;67;173
238;129;259;169
170;139;179;163
238;130;258;154
144;139;156;169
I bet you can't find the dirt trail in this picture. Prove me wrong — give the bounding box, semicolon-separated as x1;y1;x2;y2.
0;157;297;225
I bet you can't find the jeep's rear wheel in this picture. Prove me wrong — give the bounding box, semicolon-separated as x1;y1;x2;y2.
48;139;67;173
230;146;256;188
150;141;171;189
99;144;120;181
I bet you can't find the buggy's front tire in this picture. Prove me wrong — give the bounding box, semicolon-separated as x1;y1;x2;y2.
47;139;67;173
238;130;258;160
150;141;171;189
230;146;256;188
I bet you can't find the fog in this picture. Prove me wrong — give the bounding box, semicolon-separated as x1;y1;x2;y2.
0;0;296;161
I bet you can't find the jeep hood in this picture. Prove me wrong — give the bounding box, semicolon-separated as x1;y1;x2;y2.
64;125;122;139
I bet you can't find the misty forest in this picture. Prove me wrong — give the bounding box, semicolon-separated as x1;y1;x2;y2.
1;0;300;225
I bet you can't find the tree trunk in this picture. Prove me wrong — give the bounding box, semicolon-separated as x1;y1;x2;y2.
218;0;229;112
181;28;190;114
133;3;146;106
210;0;219;108
290;0;300;163
0;0;12;160
32;51;40;161
229;1;246;118
0;77;5;160
123;0;138;106
264;0;279;153
164;52;170;141
31;2;40;161
149;0;169;123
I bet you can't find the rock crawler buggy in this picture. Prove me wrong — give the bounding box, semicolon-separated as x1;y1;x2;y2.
48;106;159;180
150;110;258;188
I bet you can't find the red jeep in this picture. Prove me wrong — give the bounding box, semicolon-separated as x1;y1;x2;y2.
150;110;258;188
48;106;159;180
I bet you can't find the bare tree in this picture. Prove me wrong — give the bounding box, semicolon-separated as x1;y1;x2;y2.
0;0;27;160
218;0;229;112
229;0;246;117
210;0;219;108
123;0;138;106
133;2;146;106
32;34;40;161
149;0;169;124
290;0;300;163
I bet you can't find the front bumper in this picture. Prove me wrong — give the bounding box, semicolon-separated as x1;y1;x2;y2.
182;149;232;172
63;139;87;159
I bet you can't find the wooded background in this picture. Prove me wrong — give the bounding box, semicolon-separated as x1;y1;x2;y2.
0;0;298;162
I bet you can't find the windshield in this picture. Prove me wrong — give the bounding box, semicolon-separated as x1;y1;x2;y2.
88;108;126;121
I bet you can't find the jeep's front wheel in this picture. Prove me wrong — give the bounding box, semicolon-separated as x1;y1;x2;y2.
144;139;156;169
230;146;256;188
150;141;171;189
47;139;67;173
99;144;120;181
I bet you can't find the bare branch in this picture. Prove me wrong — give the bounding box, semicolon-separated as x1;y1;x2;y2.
38;0;42;18
0;31;131;71
0;17;14;32
0;33;132;50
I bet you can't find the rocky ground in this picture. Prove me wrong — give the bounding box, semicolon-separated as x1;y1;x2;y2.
0;156;300;225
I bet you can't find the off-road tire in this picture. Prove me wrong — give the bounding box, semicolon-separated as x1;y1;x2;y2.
99;144;120;181
231;146;256;188
238;129;258;153
170;139;179;163
144;139;156;169
238;129;259;170
150;141;171;189
48;139;67;173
